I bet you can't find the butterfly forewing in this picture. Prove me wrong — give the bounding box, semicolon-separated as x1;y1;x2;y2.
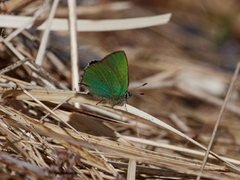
101;51;129;97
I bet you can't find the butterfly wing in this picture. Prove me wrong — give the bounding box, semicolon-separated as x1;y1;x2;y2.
81;63;122;98
101;51;129;97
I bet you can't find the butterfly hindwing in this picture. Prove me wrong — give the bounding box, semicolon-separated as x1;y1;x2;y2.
81;63;122;98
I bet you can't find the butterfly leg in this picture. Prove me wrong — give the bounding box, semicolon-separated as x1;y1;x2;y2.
112;103;116;108
112;100;128;111
115;101;128;111
96;99;104;105
124;101;128;111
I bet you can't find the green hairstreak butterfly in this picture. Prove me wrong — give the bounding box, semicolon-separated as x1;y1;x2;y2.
80;51;131;107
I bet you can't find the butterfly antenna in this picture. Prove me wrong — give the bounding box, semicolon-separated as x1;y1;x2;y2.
129;83;147;91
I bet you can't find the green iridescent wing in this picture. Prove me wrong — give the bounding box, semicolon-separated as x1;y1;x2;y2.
81;51;129;98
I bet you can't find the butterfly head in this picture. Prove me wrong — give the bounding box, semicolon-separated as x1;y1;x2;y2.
110;91;131;108
108;91;131;107
124;91;132;101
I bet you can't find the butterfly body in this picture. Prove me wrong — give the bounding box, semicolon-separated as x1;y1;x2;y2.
80;51;131;106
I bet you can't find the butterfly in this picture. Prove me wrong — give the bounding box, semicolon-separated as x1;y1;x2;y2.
80;51;131;107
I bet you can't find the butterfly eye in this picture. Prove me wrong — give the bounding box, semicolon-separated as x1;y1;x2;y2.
125;92;132;100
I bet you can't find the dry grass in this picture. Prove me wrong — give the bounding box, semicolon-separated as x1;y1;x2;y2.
1;0;240;179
